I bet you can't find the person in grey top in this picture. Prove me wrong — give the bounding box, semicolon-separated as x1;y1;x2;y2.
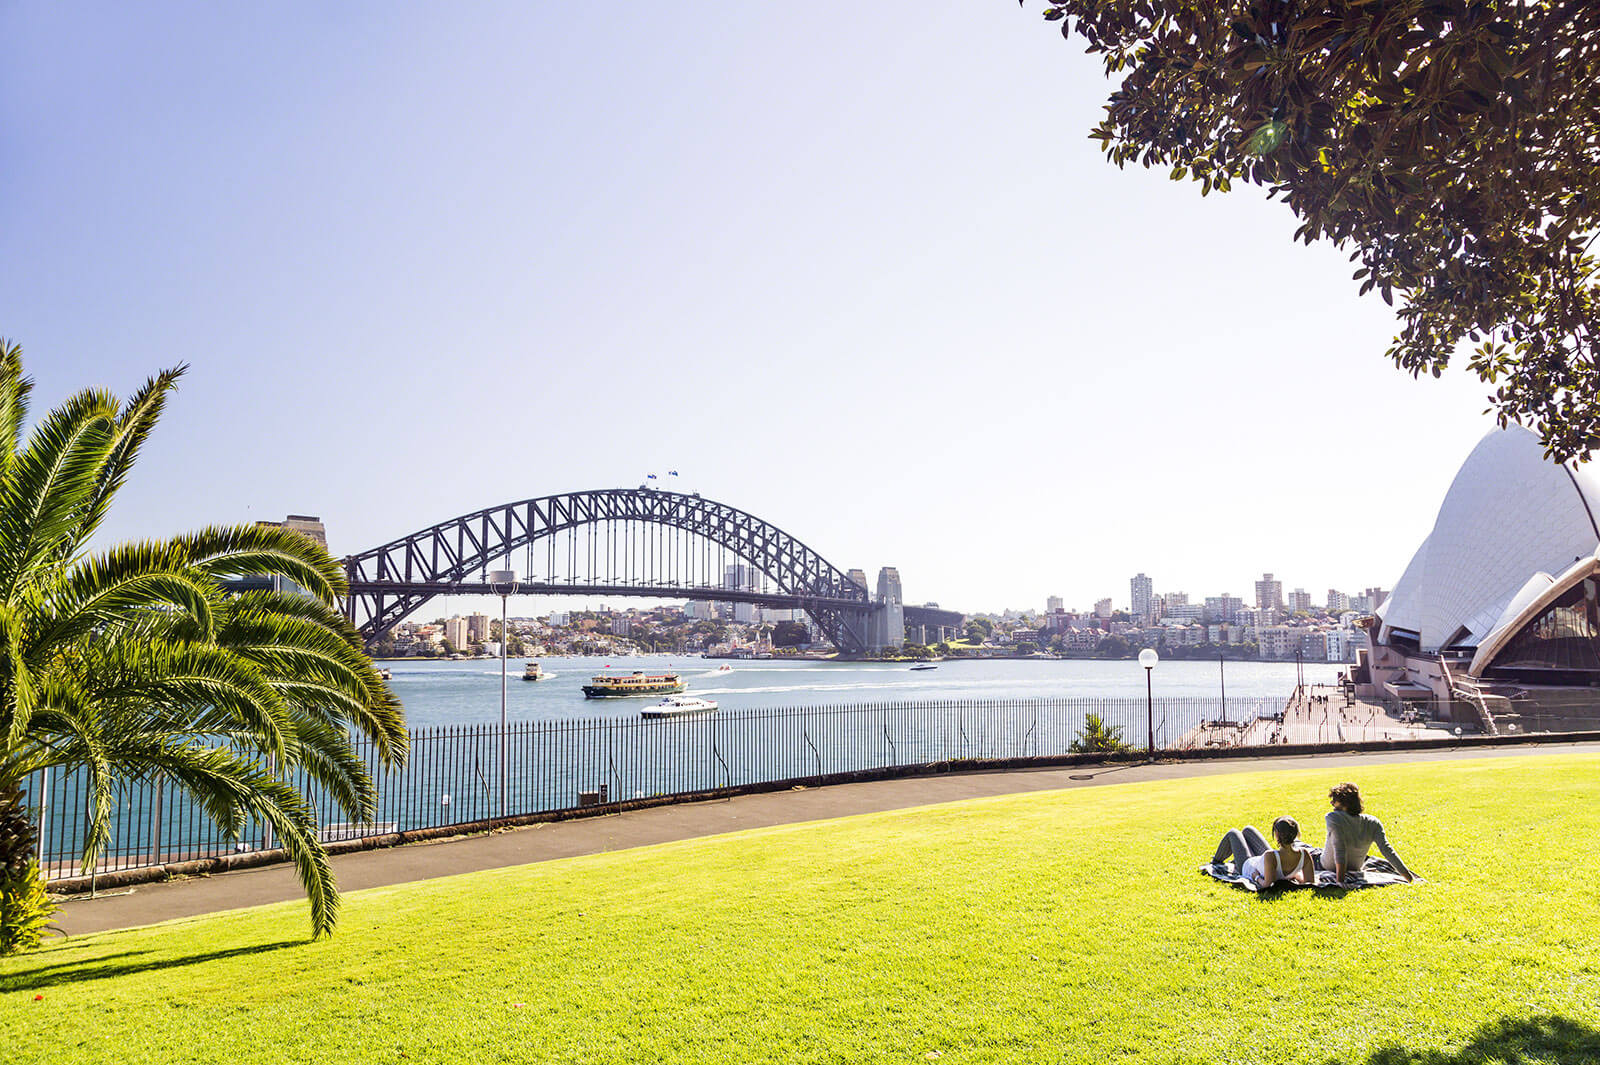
1322;782;1415;882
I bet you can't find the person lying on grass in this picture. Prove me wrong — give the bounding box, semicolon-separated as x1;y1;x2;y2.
1210;816;1318;889
1323;781;1416;883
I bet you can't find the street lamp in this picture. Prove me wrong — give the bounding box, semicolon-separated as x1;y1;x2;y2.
1139;648;1160;754
489;568;518;817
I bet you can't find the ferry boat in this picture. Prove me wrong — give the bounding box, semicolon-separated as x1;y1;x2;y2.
641;695;718;719
521;661;545;682
581;670;687;699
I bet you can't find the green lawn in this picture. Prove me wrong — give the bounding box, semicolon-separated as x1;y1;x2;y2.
6;755;1600;1064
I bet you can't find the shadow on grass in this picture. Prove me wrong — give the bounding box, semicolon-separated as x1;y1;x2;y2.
0;940;300;993
1358;1015;1600;1064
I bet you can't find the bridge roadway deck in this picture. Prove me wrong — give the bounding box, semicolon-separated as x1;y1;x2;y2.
56;739;1600;935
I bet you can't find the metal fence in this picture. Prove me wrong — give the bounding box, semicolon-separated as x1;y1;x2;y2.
22;694;1308;882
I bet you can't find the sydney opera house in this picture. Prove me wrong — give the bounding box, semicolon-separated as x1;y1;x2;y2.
1356;425;1600;733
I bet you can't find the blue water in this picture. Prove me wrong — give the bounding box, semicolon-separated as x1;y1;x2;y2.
379;655;1343;727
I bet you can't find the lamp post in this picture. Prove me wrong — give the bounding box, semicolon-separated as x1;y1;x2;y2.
1139;647;1160;754
1219;653;1227;725
489;568;518;817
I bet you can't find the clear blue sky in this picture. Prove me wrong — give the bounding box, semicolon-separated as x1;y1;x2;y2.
2;3;1496;615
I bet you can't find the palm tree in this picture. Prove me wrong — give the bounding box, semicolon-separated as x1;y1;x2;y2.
0;340;406;945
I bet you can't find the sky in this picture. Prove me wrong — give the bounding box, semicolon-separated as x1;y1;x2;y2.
2;3;1500;618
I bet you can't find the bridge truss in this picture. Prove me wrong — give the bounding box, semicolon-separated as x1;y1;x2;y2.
342;488;875;652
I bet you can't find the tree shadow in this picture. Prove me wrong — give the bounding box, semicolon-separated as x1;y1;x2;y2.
1356;1015;1600;1064
0;940;300;993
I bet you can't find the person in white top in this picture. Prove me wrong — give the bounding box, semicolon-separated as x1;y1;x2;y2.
1211;816;1318;889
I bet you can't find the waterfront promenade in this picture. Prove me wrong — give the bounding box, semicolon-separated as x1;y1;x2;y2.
1181;683;1441;748
58;738;1600;935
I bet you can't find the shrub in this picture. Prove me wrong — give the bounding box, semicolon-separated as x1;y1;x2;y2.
1070;713;1130;754
0;858;58;956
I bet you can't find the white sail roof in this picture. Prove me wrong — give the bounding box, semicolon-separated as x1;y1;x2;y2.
1380;426;1600;652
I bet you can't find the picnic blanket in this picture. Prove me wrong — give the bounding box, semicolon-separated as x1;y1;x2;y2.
1200;856;1411;892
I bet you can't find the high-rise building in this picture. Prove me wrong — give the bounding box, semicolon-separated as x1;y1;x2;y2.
723;564;762;623
444;616;469;649
1046;595;1064;614
257;514;327;549
1257;625;1298;659
467;613;491;641
1365;586;1389;610
245;515;329;598
1327;588;1350;612
1094;597;1113;619
1130;573;1154;621
1204;594;1244;625
1289;588;1312;614
1255;573;1284;612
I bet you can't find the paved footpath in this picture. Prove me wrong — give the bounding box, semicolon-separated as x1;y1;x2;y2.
58;740;1600;935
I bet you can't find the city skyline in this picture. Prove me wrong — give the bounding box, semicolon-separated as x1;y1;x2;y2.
4;4;1500;615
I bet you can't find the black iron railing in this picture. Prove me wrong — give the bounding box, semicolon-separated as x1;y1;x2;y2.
23;694;1301;881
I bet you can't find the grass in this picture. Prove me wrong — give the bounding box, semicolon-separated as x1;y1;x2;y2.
6;754;1600;1064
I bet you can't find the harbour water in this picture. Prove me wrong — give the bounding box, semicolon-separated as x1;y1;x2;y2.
380;655;1344;727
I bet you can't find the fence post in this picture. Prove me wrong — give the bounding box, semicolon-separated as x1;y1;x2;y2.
148;778;164;868
262;753;276;852
35;768;48;869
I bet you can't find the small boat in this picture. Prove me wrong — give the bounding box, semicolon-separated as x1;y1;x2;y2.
582;670;687;699
715;664;734;673
377;667;393;681
909;663;938;671
642;695;718;719
521;661;545;682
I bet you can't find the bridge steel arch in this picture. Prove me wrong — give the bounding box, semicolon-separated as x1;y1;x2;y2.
342;488;874;652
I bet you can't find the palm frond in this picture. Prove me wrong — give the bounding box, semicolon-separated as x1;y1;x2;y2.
72;639;293;763
0;388;118;596
218;601;406;765
67;734;339;937
27;543;218;656
60;366;186;554
0;340;33;479
173;524;347;603
0;601;38;752
284;713;375;823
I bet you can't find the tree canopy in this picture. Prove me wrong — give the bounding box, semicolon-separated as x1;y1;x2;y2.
1032;0;1600;460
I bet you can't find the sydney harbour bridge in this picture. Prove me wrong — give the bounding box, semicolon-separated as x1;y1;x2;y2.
340;487;963;655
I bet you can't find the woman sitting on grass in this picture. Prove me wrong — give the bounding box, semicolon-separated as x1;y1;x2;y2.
1323;782;1416;882
1210;816;1317;889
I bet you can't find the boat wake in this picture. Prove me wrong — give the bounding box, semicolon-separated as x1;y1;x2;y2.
687;679;965;696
